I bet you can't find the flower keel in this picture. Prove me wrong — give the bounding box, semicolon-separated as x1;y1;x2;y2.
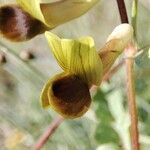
41;72;91;119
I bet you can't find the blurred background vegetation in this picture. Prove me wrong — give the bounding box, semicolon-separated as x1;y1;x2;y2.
0;0;149;150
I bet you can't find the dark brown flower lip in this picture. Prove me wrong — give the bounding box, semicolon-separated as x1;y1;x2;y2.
0;5;47;42
52;74;89;103
46;73;91;118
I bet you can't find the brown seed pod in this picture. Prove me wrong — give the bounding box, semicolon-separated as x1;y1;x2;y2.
41;73;91;119
0;5;47;42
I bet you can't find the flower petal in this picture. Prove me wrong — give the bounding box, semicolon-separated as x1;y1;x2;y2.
68;36;103;86
17;0;99;28
40;0;99;27
40;78;51;108
45;32;68;71
45;32;103;86
16;0;51;27
41;72;91;118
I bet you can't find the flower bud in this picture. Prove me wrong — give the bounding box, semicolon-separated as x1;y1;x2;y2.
99;24;133;74
41;73;91;119
106;24;133;47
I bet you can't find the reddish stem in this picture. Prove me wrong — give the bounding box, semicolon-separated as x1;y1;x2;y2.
34;116;64;150
116;0;139;149
125;45;139;150
116;0;129;23
102;60;124;82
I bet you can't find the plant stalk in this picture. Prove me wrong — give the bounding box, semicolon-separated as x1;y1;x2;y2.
34;116;64;150
116;0;139;150
116;0;129;23
132;0;138;41
125;53;139;150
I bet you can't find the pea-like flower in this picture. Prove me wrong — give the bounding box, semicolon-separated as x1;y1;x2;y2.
0;0;99;41
41;24;133;119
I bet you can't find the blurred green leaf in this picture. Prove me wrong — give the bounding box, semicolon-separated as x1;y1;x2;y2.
95;123;119;144
93;89;114;123
135;48;150;68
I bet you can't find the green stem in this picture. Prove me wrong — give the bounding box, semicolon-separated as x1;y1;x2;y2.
131;0;138;41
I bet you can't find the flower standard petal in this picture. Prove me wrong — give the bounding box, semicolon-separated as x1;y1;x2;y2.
45;32;68;71
45;32;103;87
16;0;51;27
66;36;103;86
40;0;99;27
17;0;99;28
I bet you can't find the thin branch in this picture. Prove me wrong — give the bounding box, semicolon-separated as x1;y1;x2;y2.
34;116;64;150
137;44;150;52
116;0;129;23
132;0;138;41
102;60;124;82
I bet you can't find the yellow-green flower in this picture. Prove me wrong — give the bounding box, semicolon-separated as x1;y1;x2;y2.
41;24;133;119
41;32;103;118
0;0;99;41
